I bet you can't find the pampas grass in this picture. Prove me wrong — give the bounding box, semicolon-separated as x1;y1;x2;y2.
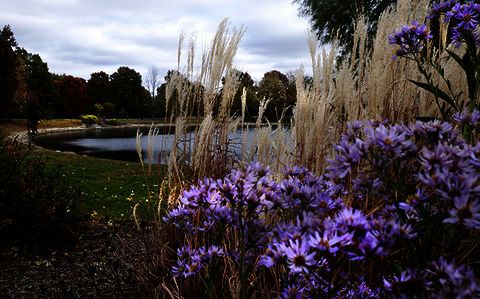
135;0;471;184
138;0;470;184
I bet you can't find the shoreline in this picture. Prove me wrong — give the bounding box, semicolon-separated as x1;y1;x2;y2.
9;121;277;151
8;123;173;148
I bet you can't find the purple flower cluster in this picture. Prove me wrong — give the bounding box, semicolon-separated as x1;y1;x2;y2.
258;207;419;296
388;20;433;58
172;245;224;277
164;162;336;279
428;1;480;48
327;116;480;230
454;109;480;129
164;111;480;298
427;0;461;19
391;1;480;58
428;257;480;298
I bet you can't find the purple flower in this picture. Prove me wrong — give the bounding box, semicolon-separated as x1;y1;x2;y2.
280;285;304;299
443;195;480;228
283;165;308;176
335;207;370;236
383;271;411;292
352;231;380;258
428;257;480;297
427;0;456;19
417;145;454;186
281;239;316;274
192;245;224;263
258;243;283;268
388;29;404;46
370;228;395;256
390;220;418;239
173;245;203;277
415;23;433;39
454;109;480;127
184;262;202;276
407;119;459;145
399;189;428;211
436;178;471;202
172;260;187;277
296;211;323;235
198;219;215;232
388;20;432;59
446;3;464;22
456;6;478;29
308;230;349;254
336;281;380;298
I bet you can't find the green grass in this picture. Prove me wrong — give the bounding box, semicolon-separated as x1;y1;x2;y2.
30;149;166;223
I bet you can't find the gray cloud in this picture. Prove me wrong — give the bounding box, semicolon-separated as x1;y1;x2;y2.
1;0;317;82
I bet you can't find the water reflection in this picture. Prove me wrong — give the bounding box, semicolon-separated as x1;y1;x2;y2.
34;126;266;164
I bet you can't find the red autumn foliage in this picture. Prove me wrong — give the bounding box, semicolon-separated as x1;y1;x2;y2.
54;75;90;118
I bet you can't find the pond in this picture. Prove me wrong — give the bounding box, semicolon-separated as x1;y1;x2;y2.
33;126;267;164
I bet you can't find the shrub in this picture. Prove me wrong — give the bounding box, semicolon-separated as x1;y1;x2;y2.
107;118;119;126
79;114;98;125
103;102;116;118
93;103;104;116
0;138;83;252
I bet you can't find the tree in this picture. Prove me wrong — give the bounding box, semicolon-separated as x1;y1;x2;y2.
110;66;145;118
0;25;21;122
154;70;204;118
257;70;292;119
221;71;259;119
16;48;56;118
144;65;161;119
293;0;396;59
54;76;89;118
15;48;55;142
87;71;113;113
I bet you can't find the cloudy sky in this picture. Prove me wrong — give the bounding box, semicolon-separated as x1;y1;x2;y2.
1;0;318;84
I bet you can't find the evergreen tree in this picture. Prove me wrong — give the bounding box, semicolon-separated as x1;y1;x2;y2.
0;25;20;122
15;47;56;119
87;71;113;109
293;0;396;59
110;66;145;118
258;70;292;119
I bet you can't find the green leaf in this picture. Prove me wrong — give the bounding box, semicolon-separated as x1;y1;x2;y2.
408;79;458;111
446;49;465;70
462;28;478;60
462;52;477;101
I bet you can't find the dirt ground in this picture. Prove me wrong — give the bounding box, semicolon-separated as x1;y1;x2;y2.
0;119;83;138
0;118;178;140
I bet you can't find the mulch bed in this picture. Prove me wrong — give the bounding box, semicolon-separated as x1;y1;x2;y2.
0;220;146;298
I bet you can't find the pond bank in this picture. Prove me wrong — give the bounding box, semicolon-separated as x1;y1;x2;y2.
9;123;173;149
9;121;276;154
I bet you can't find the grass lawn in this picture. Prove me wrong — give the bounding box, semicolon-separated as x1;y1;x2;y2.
1;118;169;224
32;149;167;223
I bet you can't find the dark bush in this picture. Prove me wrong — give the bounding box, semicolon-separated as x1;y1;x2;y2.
0;138;83;252
107;118;119;126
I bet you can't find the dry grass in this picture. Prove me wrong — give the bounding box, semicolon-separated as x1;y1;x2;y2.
139;0;471;194
258;0;467;177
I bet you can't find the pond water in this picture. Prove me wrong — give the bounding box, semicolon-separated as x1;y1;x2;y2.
34;126;266;164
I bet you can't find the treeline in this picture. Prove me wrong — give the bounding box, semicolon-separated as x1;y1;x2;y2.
1;24;311;124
